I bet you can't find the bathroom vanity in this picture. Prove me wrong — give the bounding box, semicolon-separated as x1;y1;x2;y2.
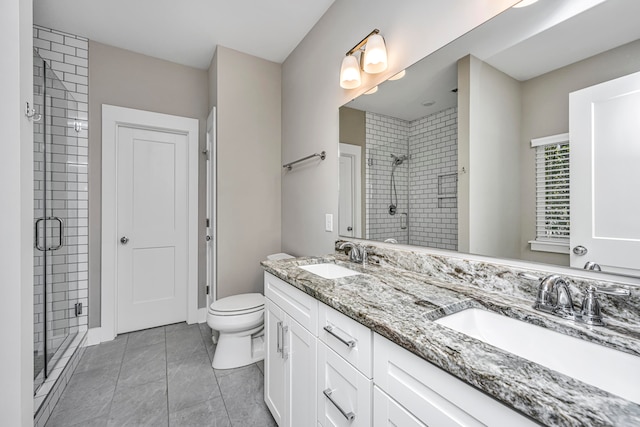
262;244;640;427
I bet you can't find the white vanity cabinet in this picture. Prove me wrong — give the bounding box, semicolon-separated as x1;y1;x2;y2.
264;273;318;427
373;333;538;427
264;271;539;427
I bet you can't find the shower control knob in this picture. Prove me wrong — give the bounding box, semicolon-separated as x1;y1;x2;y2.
120;236;129;245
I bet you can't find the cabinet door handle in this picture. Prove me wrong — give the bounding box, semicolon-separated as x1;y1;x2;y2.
324;325;356;349
282;326;289;360
323;388;355;421
276;321;283;355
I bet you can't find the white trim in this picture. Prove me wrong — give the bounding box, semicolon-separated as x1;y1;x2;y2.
101;105;199;341
86;327;103;346
530;132;569;147
528;240;570;254
198;307;208;324
206;109;217;309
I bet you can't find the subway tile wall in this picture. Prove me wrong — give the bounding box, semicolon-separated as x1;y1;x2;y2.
33;26;89;373
408;107;458;250
365;112;410;244
364;107;458;250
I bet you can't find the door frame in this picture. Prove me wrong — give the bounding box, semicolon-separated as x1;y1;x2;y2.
101;104;199;341
206;108;217;309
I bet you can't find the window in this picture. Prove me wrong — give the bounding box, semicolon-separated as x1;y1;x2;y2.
529;133;570;254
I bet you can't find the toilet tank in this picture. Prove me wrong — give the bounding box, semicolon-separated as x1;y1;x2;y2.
266;253;294;261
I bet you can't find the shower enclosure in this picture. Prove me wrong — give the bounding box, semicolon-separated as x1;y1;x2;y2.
33;50;83;395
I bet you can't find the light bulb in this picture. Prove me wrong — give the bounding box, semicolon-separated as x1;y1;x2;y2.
363;34;388;74
340;55;361;89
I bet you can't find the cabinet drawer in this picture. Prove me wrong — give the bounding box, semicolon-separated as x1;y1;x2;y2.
373;333;537;427
318;342;371;427
264;272;318;335
373;386;426;427
319;303;372;378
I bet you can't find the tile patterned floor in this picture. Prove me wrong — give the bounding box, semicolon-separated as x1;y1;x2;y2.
45;322;276;427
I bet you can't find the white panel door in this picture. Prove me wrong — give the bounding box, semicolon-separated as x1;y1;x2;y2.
339;143;362;238
570;71;640;274
116;126;188;333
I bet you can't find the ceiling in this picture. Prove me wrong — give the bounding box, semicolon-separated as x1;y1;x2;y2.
33;0;336;69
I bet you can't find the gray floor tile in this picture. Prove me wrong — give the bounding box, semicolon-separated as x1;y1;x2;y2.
119;342;167;387
126;326;166;350
75;336;128;374
45;321;275;427
167;349;221;413
216;364;276;427
169;396;231;427
108;379;169;427
46;365;118;426
166;324;208;362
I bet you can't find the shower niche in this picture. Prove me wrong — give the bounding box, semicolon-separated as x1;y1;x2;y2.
33;49;87;398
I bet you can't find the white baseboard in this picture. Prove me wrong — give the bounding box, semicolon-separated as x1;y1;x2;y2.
86;327;103;346
197;307;207;324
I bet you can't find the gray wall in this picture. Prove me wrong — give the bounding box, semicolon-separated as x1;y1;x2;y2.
88;41;209;327
209;46;282;299
281;0;518;256
519;39;640;265
458;55;521;259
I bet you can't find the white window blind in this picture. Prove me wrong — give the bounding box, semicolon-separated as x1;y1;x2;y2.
530;133;570;253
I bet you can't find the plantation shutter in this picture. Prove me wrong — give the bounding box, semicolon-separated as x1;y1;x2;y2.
530;133;570;253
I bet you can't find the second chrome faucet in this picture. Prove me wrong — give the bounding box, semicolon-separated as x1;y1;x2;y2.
522;272;631;326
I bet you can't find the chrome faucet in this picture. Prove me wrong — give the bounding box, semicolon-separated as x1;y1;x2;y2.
525;273;631;326
533;275;577;320
338;242;368;266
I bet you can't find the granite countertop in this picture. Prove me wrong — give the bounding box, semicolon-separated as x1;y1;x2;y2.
261;253;640;427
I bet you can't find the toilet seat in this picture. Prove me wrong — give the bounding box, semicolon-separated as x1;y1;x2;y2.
208;293;264;316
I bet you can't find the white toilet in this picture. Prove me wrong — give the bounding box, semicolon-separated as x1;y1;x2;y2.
207;253;293;369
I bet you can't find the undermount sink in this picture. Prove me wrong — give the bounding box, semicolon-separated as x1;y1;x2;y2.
299;263;361;279
435;308;640;404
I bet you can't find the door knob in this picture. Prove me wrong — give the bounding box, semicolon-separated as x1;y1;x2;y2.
573;245;588;255
205;235;212;241
120;236;129;245
347;226;353;232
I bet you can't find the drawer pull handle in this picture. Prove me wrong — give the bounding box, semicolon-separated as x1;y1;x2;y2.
324;325;356;349
276;321;283;355
323;388;355;421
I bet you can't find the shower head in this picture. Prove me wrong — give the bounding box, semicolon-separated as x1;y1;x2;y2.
391;154;408;166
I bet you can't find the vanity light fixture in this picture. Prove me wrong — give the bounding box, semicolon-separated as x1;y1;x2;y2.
340;29;388;89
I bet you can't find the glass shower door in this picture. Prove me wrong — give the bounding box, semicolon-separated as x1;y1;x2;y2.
33;50;80;394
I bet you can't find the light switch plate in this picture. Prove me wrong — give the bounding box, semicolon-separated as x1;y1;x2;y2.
325;214;333;232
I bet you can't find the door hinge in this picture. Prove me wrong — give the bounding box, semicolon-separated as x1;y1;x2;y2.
74;302;83;317
206;285;210;295
206;218;210;228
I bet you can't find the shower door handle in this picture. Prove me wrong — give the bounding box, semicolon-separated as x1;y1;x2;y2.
35;218;46;251
48;217;64;250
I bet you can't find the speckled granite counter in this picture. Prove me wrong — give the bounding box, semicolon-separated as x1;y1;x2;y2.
261;246;640;426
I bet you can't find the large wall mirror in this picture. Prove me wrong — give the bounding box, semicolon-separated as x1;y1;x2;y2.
339;0;640;277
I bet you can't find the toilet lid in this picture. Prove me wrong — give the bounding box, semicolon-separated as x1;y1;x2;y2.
209;293;264;314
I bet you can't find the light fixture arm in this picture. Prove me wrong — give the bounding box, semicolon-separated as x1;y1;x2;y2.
345;29;380;56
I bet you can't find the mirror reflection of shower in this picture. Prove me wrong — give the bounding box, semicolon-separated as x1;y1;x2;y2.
389;154;408;215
